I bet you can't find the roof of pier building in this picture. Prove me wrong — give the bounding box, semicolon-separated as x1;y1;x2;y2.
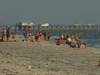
18;21;33;26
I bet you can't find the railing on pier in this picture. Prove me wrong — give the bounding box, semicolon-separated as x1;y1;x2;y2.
0;24;100;31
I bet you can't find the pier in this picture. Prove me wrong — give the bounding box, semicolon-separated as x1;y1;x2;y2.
0;24;100;31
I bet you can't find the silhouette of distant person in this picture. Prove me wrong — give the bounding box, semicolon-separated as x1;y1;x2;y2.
6;27;10;42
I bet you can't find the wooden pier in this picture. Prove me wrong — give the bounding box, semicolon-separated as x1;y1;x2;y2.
0;24;100;31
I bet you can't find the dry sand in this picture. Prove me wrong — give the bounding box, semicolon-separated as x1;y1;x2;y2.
0;35;100;75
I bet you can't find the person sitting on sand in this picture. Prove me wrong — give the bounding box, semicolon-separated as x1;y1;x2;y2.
0;33;2;41
26;36;29;41
75;36;81;48
30;37;34;42
66;36;71;44
26;33;34;42
75;36;87;49
56;39;60;45
80;43;87;49
12;32;16;39
2;28;6;42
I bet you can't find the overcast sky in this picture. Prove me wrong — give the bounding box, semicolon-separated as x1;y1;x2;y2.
0;0;100;25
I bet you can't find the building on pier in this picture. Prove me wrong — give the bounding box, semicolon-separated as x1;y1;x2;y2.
41;23;49;26
18;21;33;26
17;21;34;31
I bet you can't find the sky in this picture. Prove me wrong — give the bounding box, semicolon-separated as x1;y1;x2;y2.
0;0;100;25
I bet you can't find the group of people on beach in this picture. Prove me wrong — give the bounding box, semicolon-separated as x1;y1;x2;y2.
0;27;11;42
0;27;17;42
23;30;52;42
0;28;87;49
56;33;87;49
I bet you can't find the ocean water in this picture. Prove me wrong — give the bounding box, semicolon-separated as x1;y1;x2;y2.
14;29;100;48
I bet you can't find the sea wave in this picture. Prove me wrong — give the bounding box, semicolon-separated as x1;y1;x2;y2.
80;38;100;48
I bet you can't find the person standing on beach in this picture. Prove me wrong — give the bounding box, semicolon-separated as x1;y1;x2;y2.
60;33;64;43
47;32;51;40
43;32;47;40
23;30;27;40
35;31;39;42
6;27;10;42
71;34;75;41
63;34;67;43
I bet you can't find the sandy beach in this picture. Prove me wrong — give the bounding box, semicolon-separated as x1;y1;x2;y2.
0;35;100;75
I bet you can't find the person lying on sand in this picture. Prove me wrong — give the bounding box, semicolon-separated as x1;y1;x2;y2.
67;41;78;48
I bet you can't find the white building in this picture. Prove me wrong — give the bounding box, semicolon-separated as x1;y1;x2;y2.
41;23;49;26
18;21;33;26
